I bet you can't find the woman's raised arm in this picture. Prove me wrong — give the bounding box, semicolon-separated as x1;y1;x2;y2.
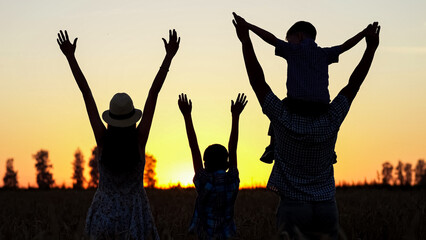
57;30;106;145
138;30;180;148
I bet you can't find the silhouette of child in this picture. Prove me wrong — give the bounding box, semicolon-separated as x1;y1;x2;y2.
178;93;247;239
241;17;369;163
57;29;179;239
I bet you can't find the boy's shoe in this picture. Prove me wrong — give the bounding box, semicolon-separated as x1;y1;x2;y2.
260;145;274;164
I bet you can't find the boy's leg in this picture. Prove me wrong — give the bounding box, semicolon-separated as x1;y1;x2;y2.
260;123;275;164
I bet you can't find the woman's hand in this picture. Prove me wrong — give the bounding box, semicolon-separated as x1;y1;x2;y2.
162;29;180;58
57;30;77;58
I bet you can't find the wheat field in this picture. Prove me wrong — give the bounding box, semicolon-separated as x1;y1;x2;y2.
0;187;425;239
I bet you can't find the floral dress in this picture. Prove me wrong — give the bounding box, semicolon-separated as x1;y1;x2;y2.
85;153;159;240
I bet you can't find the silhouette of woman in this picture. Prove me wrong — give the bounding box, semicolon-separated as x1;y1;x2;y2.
57;29;180;239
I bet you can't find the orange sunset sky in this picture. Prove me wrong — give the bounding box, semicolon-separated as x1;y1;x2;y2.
1;1;426;188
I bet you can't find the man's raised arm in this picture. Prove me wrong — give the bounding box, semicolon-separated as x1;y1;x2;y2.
339;25;367;54
232;12;272;106
339;22;380;104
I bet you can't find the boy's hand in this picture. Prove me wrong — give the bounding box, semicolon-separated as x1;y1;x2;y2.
163;29;180;58
57;30;77;58
365;22;380;50
232;12;249;26
178;93;192;116
232;12;250;42
231;93;248;116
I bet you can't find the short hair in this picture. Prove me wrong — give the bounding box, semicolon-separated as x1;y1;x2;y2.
203;144;229;172
286;21;317;40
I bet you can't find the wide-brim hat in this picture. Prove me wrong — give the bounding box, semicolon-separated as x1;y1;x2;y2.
102;93;142;127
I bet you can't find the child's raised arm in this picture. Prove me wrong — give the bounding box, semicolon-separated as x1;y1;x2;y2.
178;94;203;173
233;12;278;47
233;12;272;106
339;22;380;103
138;30;180;148
340;24;369;54
228;93;248;168
57;30;106;146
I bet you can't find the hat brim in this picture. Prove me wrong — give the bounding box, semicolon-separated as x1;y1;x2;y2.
102;109;142;127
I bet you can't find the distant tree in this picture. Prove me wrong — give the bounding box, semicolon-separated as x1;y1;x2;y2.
376;170;381;185
395;161;404;186
403;163;412;186
144;153;157;188
88;146;99;188
382;162;393;185
34;150;55;189
72;148;85;189
415;159;426;185
3;158;18;189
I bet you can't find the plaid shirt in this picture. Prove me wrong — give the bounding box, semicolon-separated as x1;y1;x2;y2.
275;38;341;104
189;167;239;239
262;90;350;201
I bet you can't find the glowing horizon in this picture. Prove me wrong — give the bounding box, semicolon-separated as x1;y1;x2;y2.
1;1;426;189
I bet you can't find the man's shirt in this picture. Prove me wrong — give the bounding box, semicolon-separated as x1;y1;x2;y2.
262;90;350;201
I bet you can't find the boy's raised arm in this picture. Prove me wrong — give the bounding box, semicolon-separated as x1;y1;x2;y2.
339;22;380;103
138;30;180;148
340;24;368;54
228;93;248;168
234;13;278;46
57;30;106;146
247;23;278;47
178;94;203;173
233;12;272;106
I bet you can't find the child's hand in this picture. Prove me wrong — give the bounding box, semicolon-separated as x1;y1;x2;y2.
163;29;180;58
232;12;250;42
57;30;77;58
178;93;192;116
232;12;248;26
231;93;248;116
365;22;380;50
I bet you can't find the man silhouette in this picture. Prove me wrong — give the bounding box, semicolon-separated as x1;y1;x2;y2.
233;12;380;239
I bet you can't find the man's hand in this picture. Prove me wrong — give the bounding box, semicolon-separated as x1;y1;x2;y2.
232;12;250;42
57;30;77;58
365;22;380;50
231;93;248;116
162;29;180;58
178;93;192;116
339;22;380;103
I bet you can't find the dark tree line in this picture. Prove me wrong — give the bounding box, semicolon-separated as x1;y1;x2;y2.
381;159;426;186
3;158;18;189
76;147;157;189
34;150;55;189
3;146;157;189
88;146;99;188
4;150;426;189
144;153;157;188
3;151;425;189
72;148;157;189
2;150;56;189
72;149;85;189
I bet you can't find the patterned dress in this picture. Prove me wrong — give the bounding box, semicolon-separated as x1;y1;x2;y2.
85;153;159;240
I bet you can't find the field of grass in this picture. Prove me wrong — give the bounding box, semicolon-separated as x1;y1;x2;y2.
0;187;425;239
